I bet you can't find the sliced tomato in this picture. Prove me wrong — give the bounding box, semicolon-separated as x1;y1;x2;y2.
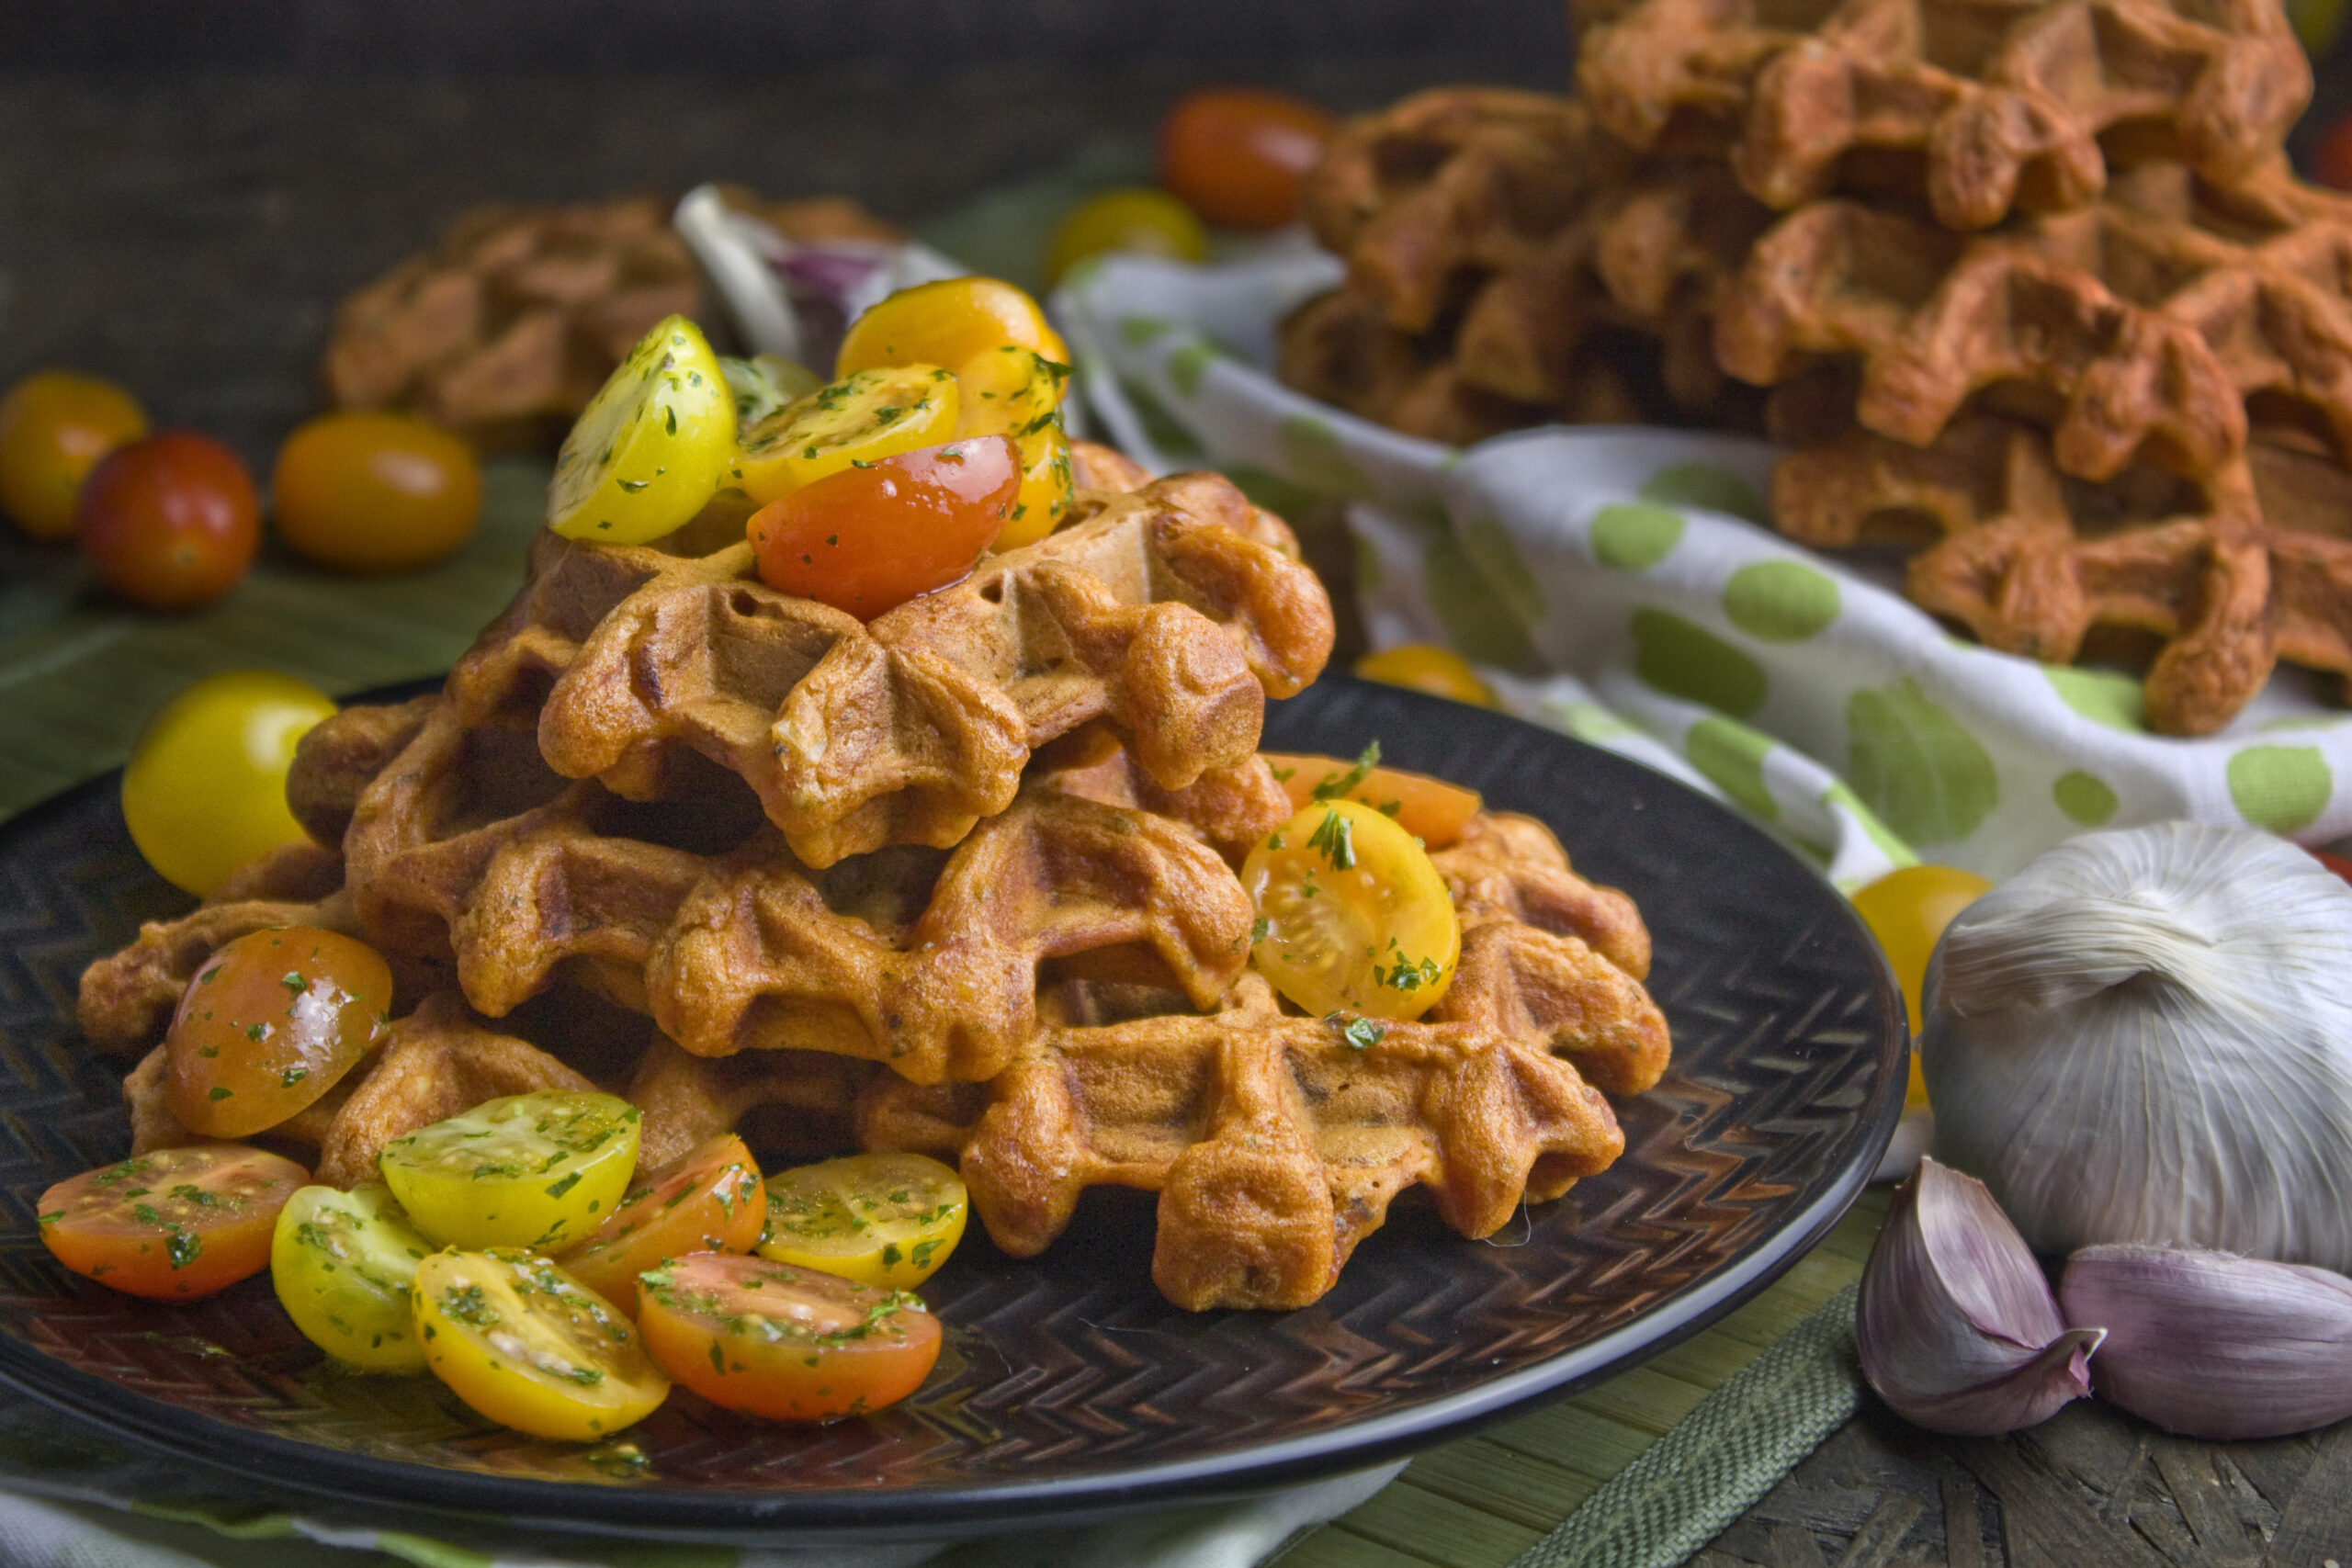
378;1090;641;1252
40;1145;309;1300
836;277;1068;382
1260;747;1482;849
166;925;391;1138
272;1182;434;1371
546;314;735;545
638;1251;941;1422
756;1151;967;1289
737;364;959;504
559;1134;764;1311
413;1249;670;1441
1244;798;1461;1021
747;434;1019;617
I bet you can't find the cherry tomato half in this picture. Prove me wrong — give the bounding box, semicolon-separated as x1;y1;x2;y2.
120;671;338;897
559;1134;765;1312
39;1145;310;1300
1046;187;1210;287
0;369;148;539
637;1252;942;1423
413;1249;671;1440
749;434;1020;617
1353;644;1499;709
166;926;391;1138
1850;863;1995;1111
835;277;1069;383
272;412;481;573
1260;750;1483;849
76;431;260;609
1159;87;1335;232
1245;798;1461;1021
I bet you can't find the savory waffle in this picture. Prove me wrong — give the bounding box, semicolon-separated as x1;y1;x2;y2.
1575;0;2309;230
1715;162;2352;482
449;468;1333;868
1775;415;2352;733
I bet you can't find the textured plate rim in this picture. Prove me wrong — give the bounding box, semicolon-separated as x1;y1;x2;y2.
0;678;1905;1541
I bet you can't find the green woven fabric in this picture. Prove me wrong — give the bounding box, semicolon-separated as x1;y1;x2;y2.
1505;1283;1862;1568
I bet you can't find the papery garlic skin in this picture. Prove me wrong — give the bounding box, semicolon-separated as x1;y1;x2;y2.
2061;1245;2352;1441
1921;823;2352;1269
1859;1157;2102;1436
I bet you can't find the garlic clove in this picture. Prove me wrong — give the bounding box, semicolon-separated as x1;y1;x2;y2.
2060;1244;2352;1441
1858;1156;2104;1435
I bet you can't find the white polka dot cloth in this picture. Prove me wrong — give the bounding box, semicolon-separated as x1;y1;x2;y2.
1057;247;2352;887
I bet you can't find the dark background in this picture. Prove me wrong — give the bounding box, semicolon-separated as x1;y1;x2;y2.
1;0;2344;467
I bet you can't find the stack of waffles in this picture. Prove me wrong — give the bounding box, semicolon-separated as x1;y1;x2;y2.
1280;0;2352;736
76;447;1672;1311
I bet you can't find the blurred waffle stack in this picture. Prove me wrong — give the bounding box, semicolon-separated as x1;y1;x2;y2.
1279;0;2352;737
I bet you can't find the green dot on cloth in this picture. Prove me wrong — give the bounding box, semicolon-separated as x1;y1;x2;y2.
1277;413;1374;498
1821;780;1918;869
2227;746;2333;833
1637;461;1767;525
1119;315;1170;345
1459;515;1546;625
1722;560;1840;642
1549;699;1634;741
1166;341;1218;397
1686;717;1779;821
1631;608;1768;718
1426;534;1538;671
2052;770;2119;826
1846;677;1999;845
1591;504;1685;570
2044;666;2146;733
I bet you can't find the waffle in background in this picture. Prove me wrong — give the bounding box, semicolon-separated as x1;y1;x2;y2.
322;190;901;449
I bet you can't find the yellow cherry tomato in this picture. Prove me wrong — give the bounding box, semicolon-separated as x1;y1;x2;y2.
1354;645;1499;708
412;1249;669;1441
378;1091;641;1253
271;412;481;573
1244;798;1461;1021
0;369;148;539
1046;186;1210;287
836;277;1069;382
272;1183;435;1372
736;364;960;505
1851;863;1995;1109
994;421;1076;550
756;1152;968;1289
121;671;337;897
547;314;735;544
953;342;1076;550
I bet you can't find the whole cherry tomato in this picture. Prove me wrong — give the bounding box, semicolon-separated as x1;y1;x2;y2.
1850;863;1995;1111
1159;88;1335;231
272;412;481;572
120;670;338;897
1046;187;1210;286
0;369;148;539
749;434;1021;617
1353;644;1500;708
77;431;259;609
2312;846;2352;885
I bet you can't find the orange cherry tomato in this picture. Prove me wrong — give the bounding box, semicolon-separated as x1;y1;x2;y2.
749;434;1020;618
835;277;1069;382
39;1145;309;1300
76;432;259;610
1353;644;1499;708
165;926;391;1138
0;369;148;539
1158;88;1335;231
271;412;481;573
1260;750;1483;849
637;1251;941;1423
559;1134;765;1312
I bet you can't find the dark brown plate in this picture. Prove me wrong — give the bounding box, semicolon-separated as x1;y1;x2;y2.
0;676;1903;1543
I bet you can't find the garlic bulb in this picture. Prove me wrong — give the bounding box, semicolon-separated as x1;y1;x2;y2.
1921;823;2352;1269
1858;1157;2103;1435
2060;1245;2352;1440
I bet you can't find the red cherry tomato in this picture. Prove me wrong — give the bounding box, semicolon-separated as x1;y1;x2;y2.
76;432;259;609
2312;846;2352;885
1159;88;1335;231
272;412;481;573
165;926;392;1138
748;435;1020;618
558;1134;766;1312
2314;113;2352;193
39;1145;309;1300
0;370;149;539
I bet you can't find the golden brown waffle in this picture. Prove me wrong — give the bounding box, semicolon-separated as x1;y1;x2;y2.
1575;0;2309;231
1283;88;1771;442
288;695;437;847
322;193;901;448
1775;415;2352;733
447;469;1333;868
1716;163;2352;482
342;699;1264;1082
1433;810;1655;981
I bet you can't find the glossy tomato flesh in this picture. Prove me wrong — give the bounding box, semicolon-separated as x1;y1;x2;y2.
166;925;392;1137
1159;87;1335;231
76;431;259;609
749;434;1019;617
560;1134;765;1311
638;1251;941;1422
40;1145;309;1300
1245;798;1461;1021
272;412;481;573
1260;749;1483;849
